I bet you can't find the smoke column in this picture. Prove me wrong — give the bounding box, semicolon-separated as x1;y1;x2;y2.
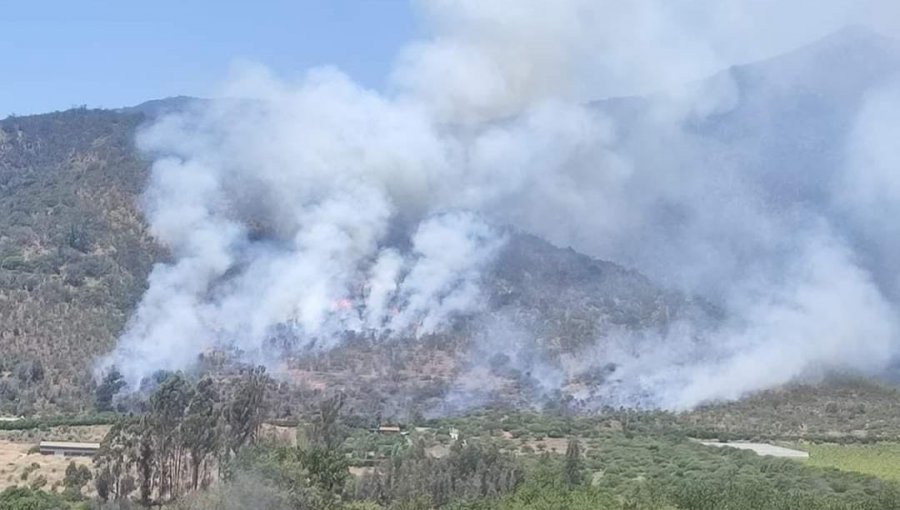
103;0;900;409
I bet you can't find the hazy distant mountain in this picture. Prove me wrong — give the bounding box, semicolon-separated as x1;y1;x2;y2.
697;26;900;203
600;26;900;207
588;26;900;305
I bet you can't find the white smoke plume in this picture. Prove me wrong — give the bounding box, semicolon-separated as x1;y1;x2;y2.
103;0;900;409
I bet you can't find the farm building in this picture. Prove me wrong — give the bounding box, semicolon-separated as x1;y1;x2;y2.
39;441;101;457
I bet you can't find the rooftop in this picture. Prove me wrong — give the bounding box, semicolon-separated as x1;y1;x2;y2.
39;441;101;450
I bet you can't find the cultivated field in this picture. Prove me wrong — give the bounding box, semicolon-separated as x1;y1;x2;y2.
799;442;900;482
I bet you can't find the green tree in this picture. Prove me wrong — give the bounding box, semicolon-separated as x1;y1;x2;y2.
298;447;349;494
137;423;155;505
93;420;137;501
564;438;583;486
62;461;92;500
95;467;111;503
298;394;349;495
95;368;126;412
224;366;270;456
149;372;194;500
0;486;66;510
308;393;346;450
182;377;221;490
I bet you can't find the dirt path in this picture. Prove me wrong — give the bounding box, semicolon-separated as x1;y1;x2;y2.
698;440;810;458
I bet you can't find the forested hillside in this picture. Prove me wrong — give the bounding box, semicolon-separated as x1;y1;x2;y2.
2;27;898;419
0;108;162;414
0;106;698;416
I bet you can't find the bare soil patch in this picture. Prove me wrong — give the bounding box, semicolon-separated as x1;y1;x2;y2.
698;440;809;458
521;437;570;454
0;439;92;492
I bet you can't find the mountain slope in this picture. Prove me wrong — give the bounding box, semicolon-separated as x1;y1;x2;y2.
3;27;898;415
0;108;162;413
0;106;696;415
599;26;900;207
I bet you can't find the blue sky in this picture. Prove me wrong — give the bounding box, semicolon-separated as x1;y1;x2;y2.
1;0;416;115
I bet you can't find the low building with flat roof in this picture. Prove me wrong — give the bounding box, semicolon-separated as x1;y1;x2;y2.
39;441;101;457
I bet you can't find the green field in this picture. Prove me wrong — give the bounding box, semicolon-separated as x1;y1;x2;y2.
800;442;900;482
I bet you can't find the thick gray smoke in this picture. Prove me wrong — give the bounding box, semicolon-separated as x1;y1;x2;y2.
103;0;900;409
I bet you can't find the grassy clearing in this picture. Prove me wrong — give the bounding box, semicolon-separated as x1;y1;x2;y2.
799;442;900;482
0;439;93;492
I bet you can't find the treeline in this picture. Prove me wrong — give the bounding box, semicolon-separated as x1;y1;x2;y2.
5;371;900;510
177;437;900;510
196;428;530;510
88;367;534;509
93;366;270;505
0;413;118;431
